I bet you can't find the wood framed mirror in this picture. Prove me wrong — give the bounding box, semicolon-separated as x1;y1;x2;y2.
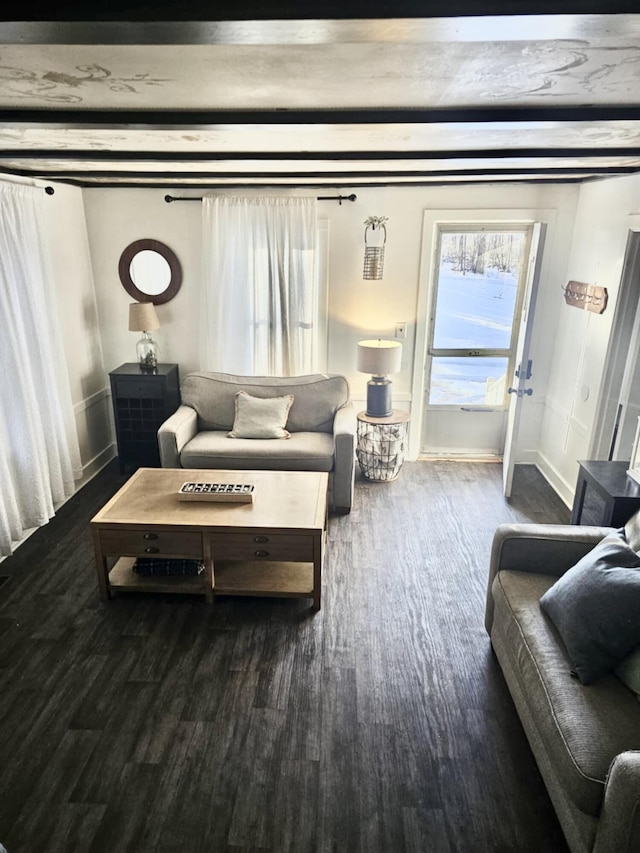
118;239;182;304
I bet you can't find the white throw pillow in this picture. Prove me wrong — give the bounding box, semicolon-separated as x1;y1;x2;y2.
228;390;294;439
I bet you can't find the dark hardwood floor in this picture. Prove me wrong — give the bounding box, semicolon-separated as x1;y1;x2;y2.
0;460;571;853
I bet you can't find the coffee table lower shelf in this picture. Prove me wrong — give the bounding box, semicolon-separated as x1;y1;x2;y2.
108;558;207;596
108;557;314;600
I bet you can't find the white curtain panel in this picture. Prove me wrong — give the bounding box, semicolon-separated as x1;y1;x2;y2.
200;196;318;376
0;182;81;556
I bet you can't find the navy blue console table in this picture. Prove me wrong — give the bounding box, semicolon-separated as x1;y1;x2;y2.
109;363;180;474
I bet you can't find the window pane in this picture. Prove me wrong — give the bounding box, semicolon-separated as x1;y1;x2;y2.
429;356;509;405
432;232;526;350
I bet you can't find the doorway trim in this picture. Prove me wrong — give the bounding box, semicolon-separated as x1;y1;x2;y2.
410;207;556;461
589;216;640;461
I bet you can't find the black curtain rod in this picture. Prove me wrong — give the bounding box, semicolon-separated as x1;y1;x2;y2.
164;193;356;204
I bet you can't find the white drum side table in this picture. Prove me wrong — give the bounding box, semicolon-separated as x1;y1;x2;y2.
356;410;411;481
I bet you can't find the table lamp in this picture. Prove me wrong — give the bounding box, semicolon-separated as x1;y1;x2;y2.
129;301;160;370
357;339;402;417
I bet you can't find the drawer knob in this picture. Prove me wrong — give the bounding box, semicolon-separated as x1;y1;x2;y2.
253;535;269;543
143;533;158;540
145;546;160;554
254;549;269;558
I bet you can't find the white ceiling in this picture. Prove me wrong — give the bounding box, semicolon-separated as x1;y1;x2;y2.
1;14;640;188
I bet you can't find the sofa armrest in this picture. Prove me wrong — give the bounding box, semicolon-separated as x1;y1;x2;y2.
484;522;615;635
157;405;198;468
332;402;356;512
593;751;640;853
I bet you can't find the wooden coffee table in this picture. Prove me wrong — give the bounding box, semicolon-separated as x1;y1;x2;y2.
91;468;328;609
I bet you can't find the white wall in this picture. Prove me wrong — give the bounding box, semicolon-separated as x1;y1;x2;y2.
83;189;201;379
537;173;640;506
82;183;579;455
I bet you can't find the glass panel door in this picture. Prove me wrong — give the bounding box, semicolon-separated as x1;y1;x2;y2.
422;226;531;456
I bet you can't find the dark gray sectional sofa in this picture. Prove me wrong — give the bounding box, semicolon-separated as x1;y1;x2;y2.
485;520;640;853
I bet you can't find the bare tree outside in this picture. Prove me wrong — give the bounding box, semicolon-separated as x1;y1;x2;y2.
441;231;525;276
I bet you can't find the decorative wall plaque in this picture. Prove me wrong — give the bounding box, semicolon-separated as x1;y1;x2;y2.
564;281;608;314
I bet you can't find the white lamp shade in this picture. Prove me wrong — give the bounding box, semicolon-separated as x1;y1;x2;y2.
129;301;160;332
357;339;402;376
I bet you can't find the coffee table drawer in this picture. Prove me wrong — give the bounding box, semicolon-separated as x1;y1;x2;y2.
209;533;314;561
98;529;203;557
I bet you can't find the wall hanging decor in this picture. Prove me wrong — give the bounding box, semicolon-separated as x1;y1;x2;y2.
119;238;182;305
363;216;388;280
563;280;608;314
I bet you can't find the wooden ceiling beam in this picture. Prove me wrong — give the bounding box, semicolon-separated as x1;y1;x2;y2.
2;147;640;161
1;106;640;126
1;1;638;23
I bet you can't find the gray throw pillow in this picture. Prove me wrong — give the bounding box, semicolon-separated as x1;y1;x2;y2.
228;390;294;439
540;529;640;684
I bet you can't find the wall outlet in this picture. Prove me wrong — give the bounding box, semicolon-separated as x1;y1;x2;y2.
395;322;407;339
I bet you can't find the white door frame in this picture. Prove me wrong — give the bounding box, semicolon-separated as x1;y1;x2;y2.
589;215;640;460
410;207;556;462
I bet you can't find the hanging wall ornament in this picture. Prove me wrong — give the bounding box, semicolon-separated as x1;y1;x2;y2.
563;280;608;314
363;216;388;280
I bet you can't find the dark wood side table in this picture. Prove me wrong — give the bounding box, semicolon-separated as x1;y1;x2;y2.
571;460;640;527
109;363;180;474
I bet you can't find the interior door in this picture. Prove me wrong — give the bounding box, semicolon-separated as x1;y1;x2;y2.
502;222;546;497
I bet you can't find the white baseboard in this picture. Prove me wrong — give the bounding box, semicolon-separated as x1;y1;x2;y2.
73;445;117;491
534;452;574;509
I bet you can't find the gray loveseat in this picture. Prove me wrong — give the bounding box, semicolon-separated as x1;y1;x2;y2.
485;519;640;853
158;372;356;512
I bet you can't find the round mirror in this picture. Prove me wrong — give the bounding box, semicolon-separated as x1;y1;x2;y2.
118;239;182;304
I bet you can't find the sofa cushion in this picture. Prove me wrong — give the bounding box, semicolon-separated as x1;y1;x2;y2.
625;508;640;551
228;390;294;439
539;530;640;684
491;569;640;817
616;648;640;699
181;372;349;433
179;430;335;472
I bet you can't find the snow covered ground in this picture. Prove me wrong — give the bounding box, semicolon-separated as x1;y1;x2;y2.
429;264;518;405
